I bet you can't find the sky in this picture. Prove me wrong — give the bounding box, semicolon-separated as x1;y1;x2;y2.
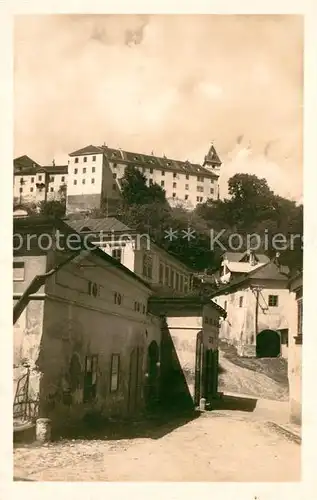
14;14;303;202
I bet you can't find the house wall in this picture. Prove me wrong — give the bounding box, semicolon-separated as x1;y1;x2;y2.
217;280;290;357
39;250;160;426
288;275;302;425
14;171;66;205
66;153;104;212
164;303;221;401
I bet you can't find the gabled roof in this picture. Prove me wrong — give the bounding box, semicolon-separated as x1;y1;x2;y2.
204;144;222;166
211;260;290;298
69;145;103;157
67;217;131;234
226;261;266;274
14;155;40;170
222;250;270;264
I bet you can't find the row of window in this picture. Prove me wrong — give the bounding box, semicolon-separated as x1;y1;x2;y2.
18;185;64;193
204;317;220;327
15;175;65;184
159;263;190;292
74;167;95;174
87;280;147;313
223;294;279;311
73;178;95;185
74;156;97;163
113;163;215;183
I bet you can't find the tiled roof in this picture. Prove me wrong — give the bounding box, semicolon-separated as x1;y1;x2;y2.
66;217;131;234
14;155;41;170
226;262;266;274
14;156;68;176
204;144;222;166
222;251;270;264
69;145;103;157
39;165;68;175
68;143;220;178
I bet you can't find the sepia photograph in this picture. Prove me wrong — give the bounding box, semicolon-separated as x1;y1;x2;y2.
12;12;303;482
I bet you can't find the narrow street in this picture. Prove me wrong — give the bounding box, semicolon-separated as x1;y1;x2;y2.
14;408;300;482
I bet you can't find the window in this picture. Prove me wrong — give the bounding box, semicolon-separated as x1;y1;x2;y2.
92;156;96;161
13;261;25;281
186;174;189;180
280;329;289;346
185;195;189;200
113;183;117;190
142;253;153;279
297;297;303;337
110;354;120;392
91;178;95;184
239;296;243;308
112;248;122;262
31;177;34;183
74;168;78;174
161;181;165;187
173;173;177;178
173;182;177;188
185;184;189;190
113;163;117;168
88;281;99;297
196;196;200;202
30;187;34;192
175;273;179;290
210;187;214;194
83;168;86;173
19;187;23;193
74;179;77;185
84;157;87;162
180;275;184;292
150;168;153;174
92;167;95;173
50;176;54;182
170;270;175;287
159;262;164;284
164;266;170;286
113;173;117;179
172;193;176;198
84;355;98;402
268;295;278;307
197;186;204;192
61;176;65;182
75;157;79;163
81;179;85;185
38;175;42;181
197;176;204;182
114;292;122;305
161;171;165;176
50;187;54;192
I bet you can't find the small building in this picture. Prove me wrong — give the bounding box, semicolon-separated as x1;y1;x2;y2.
212;260;290;358
13;216;161;431
288;271;302;425
66;217;194;295
14;155;68;205
149;295;226;410
217;250;270;284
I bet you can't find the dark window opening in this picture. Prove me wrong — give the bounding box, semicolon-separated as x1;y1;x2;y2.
110;354;120;392
83;355;98;402
268;295;278;307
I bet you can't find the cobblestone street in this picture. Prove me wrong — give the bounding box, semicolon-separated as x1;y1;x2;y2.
14;406;300;482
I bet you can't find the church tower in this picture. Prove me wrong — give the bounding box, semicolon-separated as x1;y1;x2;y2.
203;143;222;177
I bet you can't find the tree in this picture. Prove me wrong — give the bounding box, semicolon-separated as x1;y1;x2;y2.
38;199;66;218
121;165;167;206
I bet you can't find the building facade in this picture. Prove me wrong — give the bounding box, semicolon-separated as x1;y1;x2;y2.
13;217;162;431
66;217;194;295
288;272;302;425
212;261;291;358
14;155;67;206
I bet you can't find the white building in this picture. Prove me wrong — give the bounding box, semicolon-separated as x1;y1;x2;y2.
13;155;67;206
66;217;194;296
66;143;221;213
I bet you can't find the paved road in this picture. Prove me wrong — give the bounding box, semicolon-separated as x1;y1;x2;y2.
14;409;300;482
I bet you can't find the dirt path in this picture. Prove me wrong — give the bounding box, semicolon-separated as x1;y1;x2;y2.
218;351;289;401
14;410;300;482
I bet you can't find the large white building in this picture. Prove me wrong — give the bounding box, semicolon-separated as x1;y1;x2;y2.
66;143;221;212
13;142;222;213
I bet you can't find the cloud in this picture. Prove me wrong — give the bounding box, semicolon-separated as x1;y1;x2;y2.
14;14;303;201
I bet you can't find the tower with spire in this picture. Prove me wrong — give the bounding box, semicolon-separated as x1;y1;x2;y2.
203;143;222;177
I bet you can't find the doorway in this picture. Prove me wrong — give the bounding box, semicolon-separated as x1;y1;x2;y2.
127;346;143;415
145;341;159;410
256;329;281;358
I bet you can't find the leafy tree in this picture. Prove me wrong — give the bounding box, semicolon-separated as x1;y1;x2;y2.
38;199;66;218
121;165;167;206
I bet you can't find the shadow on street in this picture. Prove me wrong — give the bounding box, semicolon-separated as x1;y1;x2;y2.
211;394;257;412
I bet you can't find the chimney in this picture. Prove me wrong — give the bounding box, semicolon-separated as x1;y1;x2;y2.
249;250;256;266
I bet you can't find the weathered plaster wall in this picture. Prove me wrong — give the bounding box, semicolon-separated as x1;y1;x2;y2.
288;276;302;425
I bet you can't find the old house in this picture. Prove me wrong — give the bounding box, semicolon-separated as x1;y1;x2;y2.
149;295;226;410
66;217;194;295
212;260;290;358
288;271;302;425
13;216;161;431
216;250;270;285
